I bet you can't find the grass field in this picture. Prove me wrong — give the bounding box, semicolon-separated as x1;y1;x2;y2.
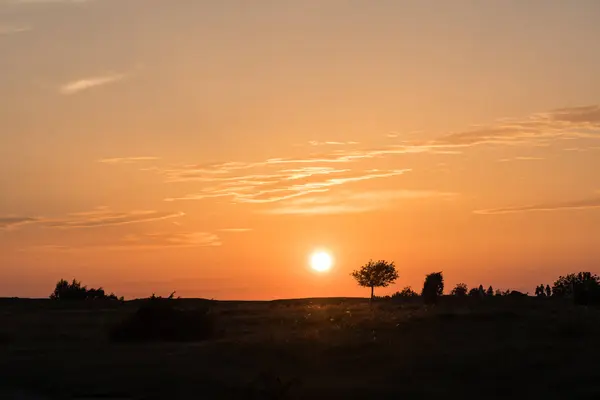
1;296;600;399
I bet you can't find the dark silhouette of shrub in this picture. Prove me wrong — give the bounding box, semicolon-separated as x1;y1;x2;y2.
486;286;494;296
468;288;480;297
50;279;88;300
535;284;546;297
392;286;418;298
450;283;468;297
109;293;215;342
350;260;398;300
49;278;122;301
552;272;600;304
545;284;552;297
422;272;444;305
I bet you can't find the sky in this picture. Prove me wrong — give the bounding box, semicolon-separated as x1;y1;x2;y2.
1;0;600;299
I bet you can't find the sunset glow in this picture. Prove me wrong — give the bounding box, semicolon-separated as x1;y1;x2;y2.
1;1;599;300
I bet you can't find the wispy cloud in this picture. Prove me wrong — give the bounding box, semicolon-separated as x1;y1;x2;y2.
218;228;253;232
98;156;160;164
426;105;600;149
22;231;221;252
0;24;32;35
498;156;545;162
0;216;38;230
41;208;184;229
474;197;600;215
165;168;411;204
265;190;457;215
59;73;125;95
307;140;360;146
2;207;184;231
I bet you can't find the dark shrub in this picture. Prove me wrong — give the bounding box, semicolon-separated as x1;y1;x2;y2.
110;294;215;342
392;286;419;298
450;283;468;297
50;278;122;301
422;272;444;305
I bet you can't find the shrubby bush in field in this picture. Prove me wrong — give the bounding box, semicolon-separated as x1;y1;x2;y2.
109;292;215;342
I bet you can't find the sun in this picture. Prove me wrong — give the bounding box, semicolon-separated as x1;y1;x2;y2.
310;251;333;272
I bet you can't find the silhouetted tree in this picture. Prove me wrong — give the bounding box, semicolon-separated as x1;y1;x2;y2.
392;286;418;298
486;286;494;296
545;284;552;297
50;279;88;300
422;272;444;305
495;289;503;296
553;272;600;304
351;260;398;301
450;283;468;297
478;285;485;297
468;288;480;297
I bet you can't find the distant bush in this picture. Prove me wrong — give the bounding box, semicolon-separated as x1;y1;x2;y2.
552;272;600;305
450;283;468;297
109;292;215;342
50;279;123;302
392;286;419;298
422;272;444;305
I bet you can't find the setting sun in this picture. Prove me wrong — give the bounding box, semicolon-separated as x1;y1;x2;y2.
310;251;333;272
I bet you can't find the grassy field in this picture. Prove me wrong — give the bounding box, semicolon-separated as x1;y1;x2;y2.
1;296;600;399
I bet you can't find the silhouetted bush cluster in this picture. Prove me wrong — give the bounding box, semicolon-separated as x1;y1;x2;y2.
391;286;419;298
50;279;123;302
109;292;215;342
552;272;600;305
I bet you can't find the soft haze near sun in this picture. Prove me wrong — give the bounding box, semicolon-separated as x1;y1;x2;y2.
1;0;600;299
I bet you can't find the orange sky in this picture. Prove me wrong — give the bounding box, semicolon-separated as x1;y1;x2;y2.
1;1;600;299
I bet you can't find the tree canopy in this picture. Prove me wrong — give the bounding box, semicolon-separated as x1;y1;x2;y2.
351;260;398;300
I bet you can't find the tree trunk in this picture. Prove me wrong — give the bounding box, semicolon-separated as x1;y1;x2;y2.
371;286;374;301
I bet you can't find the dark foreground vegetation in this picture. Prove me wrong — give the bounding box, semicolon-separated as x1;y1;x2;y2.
3;289;600;399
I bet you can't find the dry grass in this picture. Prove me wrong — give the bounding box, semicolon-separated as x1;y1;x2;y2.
1;297;600;399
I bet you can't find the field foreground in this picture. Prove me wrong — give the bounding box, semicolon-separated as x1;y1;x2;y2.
1;297;600;399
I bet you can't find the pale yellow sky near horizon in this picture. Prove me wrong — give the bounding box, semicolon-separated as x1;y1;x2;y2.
1;0;600;299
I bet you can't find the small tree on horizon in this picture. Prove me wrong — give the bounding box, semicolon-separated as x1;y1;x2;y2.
450;283;468;297
486;286;494;296
422;272;444;305
545;284;552;297
350;260;398;301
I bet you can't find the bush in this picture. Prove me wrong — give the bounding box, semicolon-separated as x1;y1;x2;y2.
422;272;444;305
450;283;468;297
392;286;419;298
50;278;123;301
109;293;215;342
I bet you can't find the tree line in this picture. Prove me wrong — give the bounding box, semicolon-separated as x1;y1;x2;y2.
350;260;600;305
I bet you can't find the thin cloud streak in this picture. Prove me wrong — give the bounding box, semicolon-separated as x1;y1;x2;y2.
99;157;160;164
426;105;600;148
1;208;184;230
60;73;125;95
474;197;600;215
265;190;458;215
22;231;221;252
0;216;39;230
0;25;32;35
